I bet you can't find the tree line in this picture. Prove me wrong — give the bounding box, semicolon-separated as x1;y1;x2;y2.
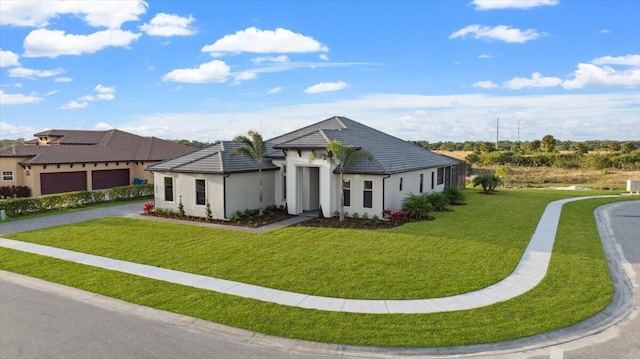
410;138;640;154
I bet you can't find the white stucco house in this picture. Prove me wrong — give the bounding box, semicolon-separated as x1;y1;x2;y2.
146;116;463;219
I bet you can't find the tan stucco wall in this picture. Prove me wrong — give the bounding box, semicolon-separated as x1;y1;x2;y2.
0;158;158;196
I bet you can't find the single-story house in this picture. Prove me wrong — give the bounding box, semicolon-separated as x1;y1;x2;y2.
147;116;464;219
0;129;195;196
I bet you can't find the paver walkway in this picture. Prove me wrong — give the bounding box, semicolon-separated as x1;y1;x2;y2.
0;195;620;314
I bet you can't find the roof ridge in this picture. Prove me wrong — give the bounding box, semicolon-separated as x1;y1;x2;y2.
318;129;331;143
333;116;348;129
99;129;116;146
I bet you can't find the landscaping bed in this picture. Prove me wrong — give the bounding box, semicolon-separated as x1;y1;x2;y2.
145;206;295;228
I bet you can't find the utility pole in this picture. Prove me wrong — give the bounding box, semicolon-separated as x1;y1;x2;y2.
496;117;499;150
517;119;520;144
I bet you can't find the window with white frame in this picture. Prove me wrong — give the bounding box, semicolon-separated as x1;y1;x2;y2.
342;179;351;207
419;174;424;193
1;171;14;181
195;179;206;205
431;172;435;190
363;180;373;208
282;165;287;200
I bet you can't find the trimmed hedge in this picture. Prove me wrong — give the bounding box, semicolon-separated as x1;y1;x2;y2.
0;186;31;199
0;184;153;218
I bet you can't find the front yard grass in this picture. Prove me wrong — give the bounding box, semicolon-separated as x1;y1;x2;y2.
0;190;635;346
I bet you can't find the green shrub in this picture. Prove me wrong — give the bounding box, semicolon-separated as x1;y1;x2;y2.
351;212;360;219
425;193;449;212
205;202;212;220
472;173;502;193
401;192;433;220
442;187;465;205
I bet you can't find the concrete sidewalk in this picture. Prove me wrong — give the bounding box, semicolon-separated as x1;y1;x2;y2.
0;195;620;314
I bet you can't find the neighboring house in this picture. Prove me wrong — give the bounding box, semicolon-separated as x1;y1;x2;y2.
147;116;464;219
0;129;195;196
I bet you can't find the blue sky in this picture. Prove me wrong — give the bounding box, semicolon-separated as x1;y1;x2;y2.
1;0;639;143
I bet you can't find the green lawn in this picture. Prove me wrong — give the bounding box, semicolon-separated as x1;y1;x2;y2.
0;189;633;346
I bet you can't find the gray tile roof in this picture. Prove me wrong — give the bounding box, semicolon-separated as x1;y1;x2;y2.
271;116;461;174
0;129;195;165
145;116;461;176
146;141;279;174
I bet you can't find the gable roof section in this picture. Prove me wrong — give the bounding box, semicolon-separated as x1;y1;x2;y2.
0;129;195;165
146;141;279;174
271;116;461;174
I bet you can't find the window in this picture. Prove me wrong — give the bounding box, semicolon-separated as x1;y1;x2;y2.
164;177;173;202
399;177;403;191
363;180;373;208
1;171;14;181
282;166;287;200
195;179;206;205
431;172;435;190
419;174;424;193
437;167;444;185
342;179;351;207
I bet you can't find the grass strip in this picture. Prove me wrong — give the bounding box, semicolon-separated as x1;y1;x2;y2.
2;190;602;299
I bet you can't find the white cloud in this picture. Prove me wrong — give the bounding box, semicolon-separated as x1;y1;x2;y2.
44;90;59;96
304;81;348;94
591;54;640;66
122;92;640;142
472;80;498;89
479;54;494;59
450;25;544;43
504;72;563;89
0;90;43;105
471;0;558;10
55;77;73;82
95;85;116;101
250;55;289;64
23;29;141;58
14;83;23;88
0;49;20;67
140;13;197;37
232;72;258;85
0;122;38;138
163;60;231;83
79;95;95;102
600;29;610;34
319;54;329;61
0;0;148;29
267;86;283;94
60;101;88;110
201;27;328;56
562;63;640;89
8;67;65;79
94;122;113;130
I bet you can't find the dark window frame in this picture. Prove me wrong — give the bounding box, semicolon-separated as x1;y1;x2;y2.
431;172;435;190
437;167;444;185
342;179;351;207
363;180;373;208
195;179;206;205
164;177;174;202
399;177;403;191
419;174;424;193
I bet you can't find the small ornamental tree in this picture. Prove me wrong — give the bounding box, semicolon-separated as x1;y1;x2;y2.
309;140;372;221
472;173;502;193
233;130;267;216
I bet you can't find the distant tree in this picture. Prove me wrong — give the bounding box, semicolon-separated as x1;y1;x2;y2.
620;142;637;154
232;130;267;216
572;142;589;154
175;139;210;149
474;141;495;153
309;140;372;221
541;135;556;153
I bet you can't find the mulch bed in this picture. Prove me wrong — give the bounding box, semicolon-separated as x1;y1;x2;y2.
296;216;430;229
144;208;295;228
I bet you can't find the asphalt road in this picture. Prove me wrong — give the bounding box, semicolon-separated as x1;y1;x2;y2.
0;279;333;359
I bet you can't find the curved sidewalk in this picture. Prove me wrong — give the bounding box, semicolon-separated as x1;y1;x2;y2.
0;195;619;314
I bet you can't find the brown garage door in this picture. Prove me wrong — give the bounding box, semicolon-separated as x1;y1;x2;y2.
91;169;130;190
40;171;87;195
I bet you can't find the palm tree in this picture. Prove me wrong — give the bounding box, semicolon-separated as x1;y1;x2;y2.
309;140;372;221
232;130;266;216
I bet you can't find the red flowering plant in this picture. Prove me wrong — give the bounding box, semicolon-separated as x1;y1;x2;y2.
142;201;155;214
382;208;406;225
